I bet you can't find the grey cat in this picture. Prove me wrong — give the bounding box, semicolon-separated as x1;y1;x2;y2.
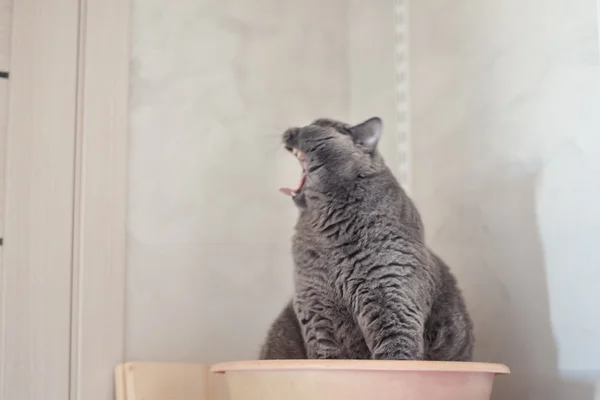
260;117;474;361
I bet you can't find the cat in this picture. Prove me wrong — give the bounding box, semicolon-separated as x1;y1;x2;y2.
260;117;474;361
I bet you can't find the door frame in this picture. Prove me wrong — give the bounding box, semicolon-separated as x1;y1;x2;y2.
0;0;130;399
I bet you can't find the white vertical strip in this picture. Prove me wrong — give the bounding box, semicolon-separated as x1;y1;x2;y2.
0;0;11;299
0;0;80;398
70;0;86;397
70;0;129;398
394;0;412;194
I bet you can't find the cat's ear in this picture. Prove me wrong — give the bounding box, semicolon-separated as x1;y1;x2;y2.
349;117;382;153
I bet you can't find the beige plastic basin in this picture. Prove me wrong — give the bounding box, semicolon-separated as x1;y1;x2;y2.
211;360;509;400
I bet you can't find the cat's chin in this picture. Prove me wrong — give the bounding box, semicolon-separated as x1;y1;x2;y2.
292;191;307;208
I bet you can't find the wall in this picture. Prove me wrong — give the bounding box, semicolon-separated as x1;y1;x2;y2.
411;0;600;399
127;0;397;363
129;0;600;397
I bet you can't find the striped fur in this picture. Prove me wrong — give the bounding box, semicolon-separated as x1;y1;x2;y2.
260;117;474;361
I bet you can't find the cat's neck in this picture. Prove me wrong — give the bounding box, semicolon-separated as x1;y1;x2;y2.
296;171;425;242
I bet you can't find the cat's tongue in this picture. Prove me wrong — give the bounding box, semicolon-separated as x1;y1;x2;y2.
279;188;296;196
279;174;306;197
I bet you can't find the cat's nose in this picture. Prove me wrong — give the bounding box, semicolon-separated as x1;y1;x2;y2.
282;127;299;148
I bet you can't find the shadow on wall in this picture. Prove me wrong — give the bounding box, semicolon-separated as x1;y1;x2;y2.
427;174;595;399
410;0;600;394
474;178;594;400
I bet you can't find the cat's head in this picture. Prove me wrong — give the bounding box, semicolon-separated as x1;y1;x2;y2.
280;117;387;206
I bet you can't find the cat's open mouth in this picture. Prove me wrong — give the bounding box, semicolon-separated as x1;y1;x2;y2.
280;147;307;197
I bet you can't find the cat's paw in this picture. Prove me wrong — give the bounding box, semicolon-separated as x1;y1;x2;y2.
372;346;421;361
309;348;347;360
371;337;424;360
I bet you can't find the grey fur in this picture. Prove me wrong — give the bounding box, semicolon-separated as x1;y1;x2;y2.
260;301;306;359
259;117;474;361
